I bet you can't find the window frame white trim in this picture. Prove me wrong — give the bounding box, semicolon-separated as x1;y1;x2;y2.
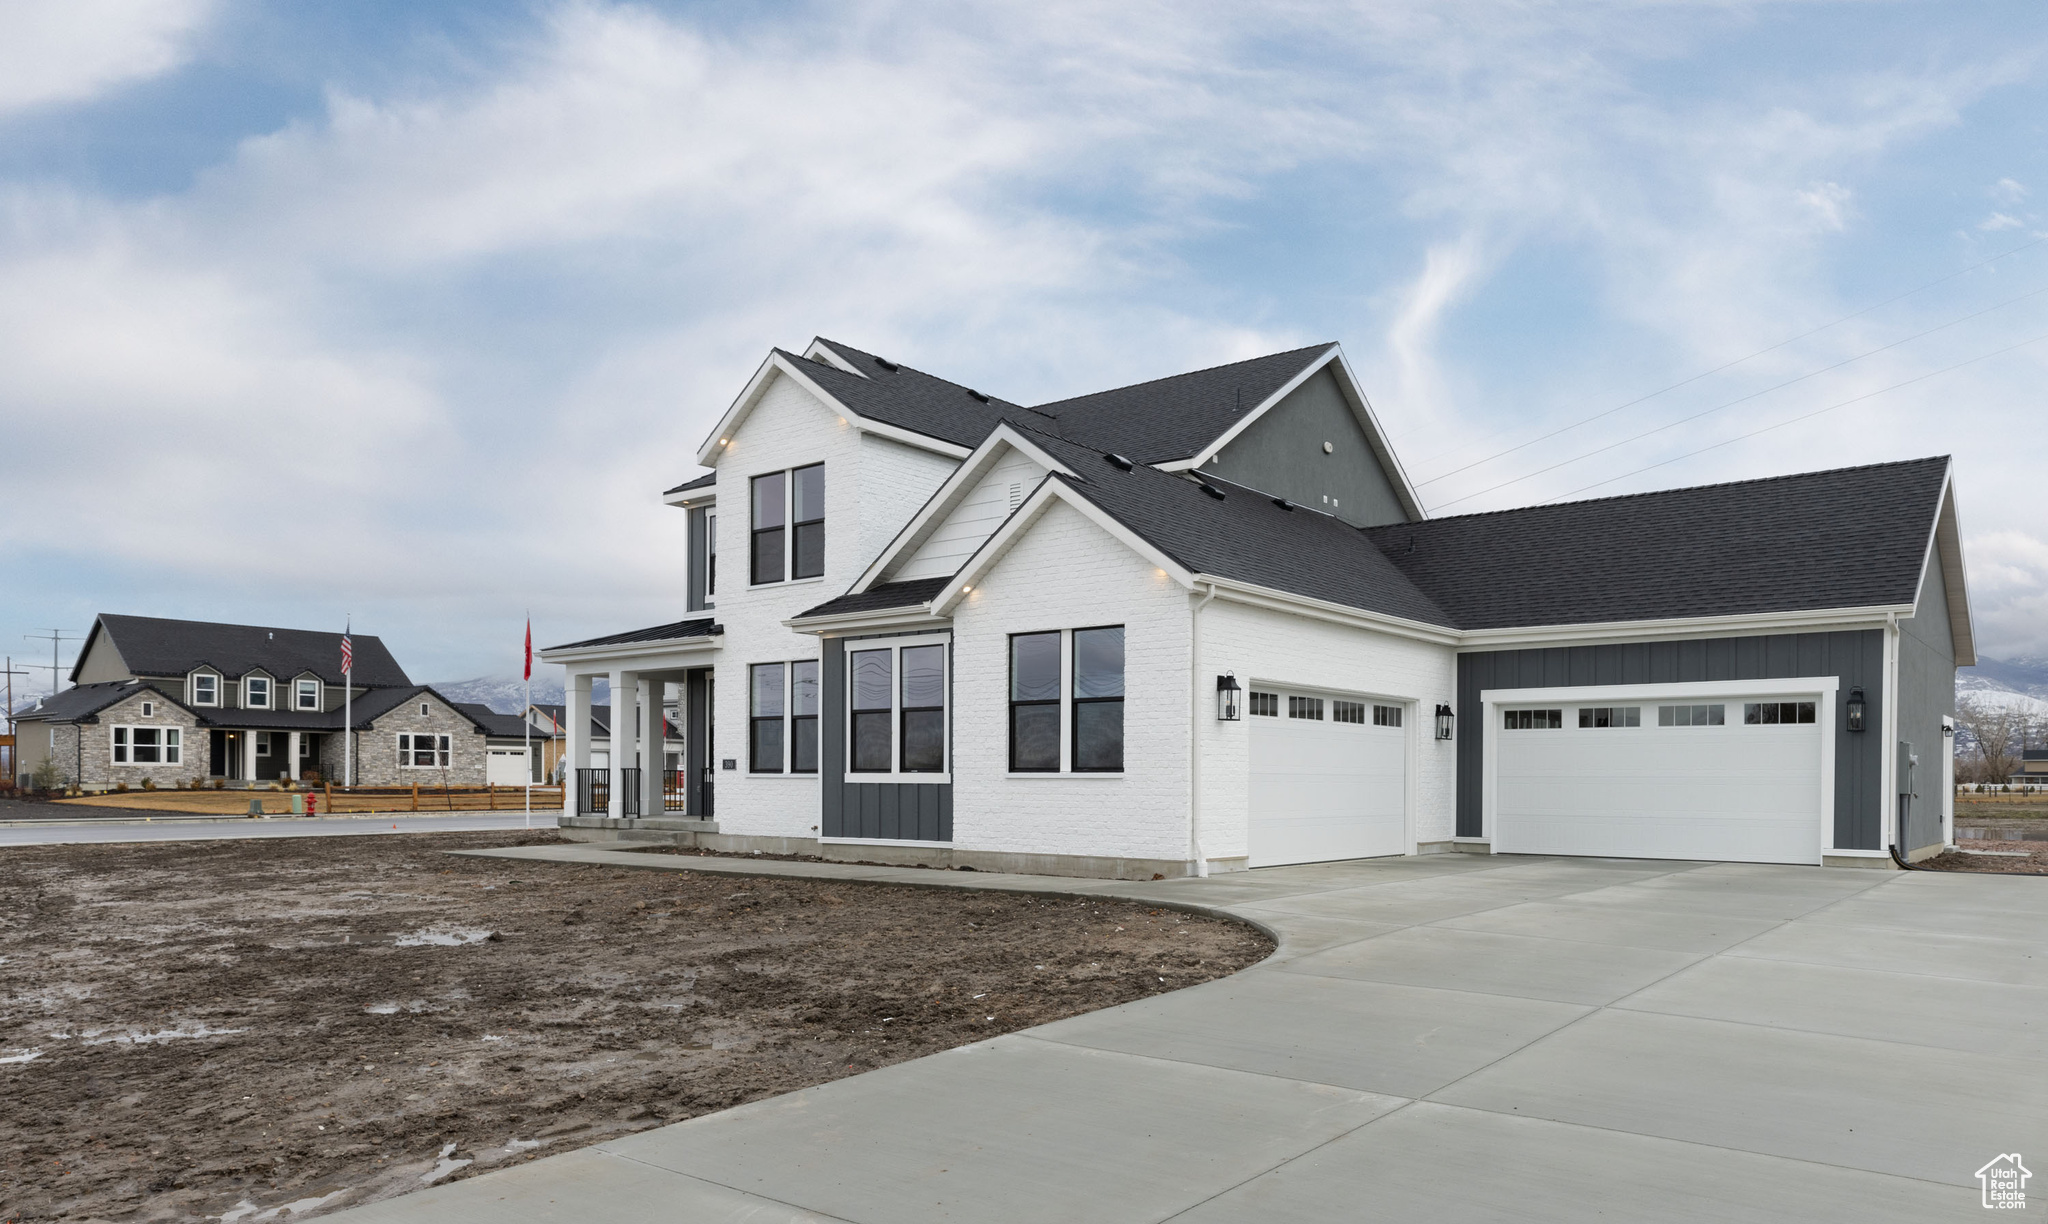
396;732;452;769
294;677;322;712
844;631;952;785
190;672;220;707
243;674;272;710
110;724;182;766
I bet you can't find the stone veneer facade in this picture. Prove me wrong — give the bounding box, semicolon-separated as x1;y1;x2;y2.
70;689;209;791
322;694;486;788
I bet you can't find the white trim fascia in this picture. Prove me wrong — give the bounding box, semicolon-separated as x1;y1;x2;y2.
1882;611;1900;851
1921;465;1976;666
1159;344;1428;523
849;424;1079;593
1159;343;1336;473
662;485;716;509
785;607;951;635
930;479;1197;616
1195;575;1461;646
1457;604;1910;649
803;339;867;377
694;351;972;468
539;638;721;669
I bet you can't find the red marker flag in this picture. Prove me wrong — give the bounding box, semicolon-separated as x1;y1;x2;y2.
523;618;532;682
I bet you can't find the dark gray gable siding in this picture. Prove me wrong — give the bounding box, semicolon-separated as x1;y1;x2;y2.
687;505;713;613
1896;548;1956;852
1201;366;1412;527
819;636;951;841
1457;631;1886;850
1368;457;1948;630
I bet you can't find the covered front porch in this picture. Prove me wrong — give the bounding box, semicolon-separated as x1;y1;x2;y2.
538;617;719;835
207;726;325;785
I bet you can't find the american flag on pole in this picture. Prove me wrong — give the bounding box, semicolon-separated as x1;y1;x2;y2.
341;624;353;675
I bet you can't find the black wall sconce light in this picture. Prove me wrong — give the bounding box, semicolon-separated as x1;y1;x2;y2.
1216;674;1242;721
1435;703;1455;741
1846;687;1866;733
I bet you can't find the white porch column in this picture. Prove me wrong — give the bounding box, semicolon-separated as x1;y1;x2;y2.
566;674;591;817
242;731;259;782
607;668;635;820
639;676;662;818
286;731;302;781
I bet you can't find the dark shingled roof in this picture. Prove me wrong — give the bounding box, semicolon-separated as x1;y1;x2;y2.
12;681;186;724
546;618;719;652
1361;457;1951;630
664;472;715;496
452;701;542;739
794;577;952;622
790;341;1028;450
1027;344;1334;465
82;614;411;688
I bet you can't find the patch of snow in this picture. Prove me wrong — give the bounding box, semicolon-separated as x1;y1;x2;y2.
364;1000;435;1015
0;1049;44;1065
480;1034;504;1041
79;1024;244;1047
422;1142;473;1184
217;1190;348;1223
394;927;495;948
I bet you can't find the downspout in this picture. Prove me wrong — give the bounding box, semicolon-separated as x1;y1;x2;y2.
1189;582;1218;878
1882;611;1903;865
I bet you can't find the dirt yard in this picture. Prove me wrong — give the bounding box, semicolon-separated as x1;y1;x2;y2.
0;832;1268;1223
1922;839;2048;874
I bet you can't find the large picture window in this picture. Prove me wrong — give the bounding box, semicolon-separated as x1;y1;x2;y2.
749;662;785;773
111;726;181;765
847;637;949;779
1009;632;1060;771
751;471;786;585
1071;626;1124;772
793;463;825;580
398;733;450;768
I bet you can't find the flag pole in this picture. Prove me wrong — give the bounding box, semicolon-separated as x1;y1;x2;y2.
342;616;353;791
523;614;533;829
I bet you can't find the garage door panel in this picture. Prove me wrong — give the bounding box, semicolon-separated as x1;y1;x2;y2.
1494;707;1821;865
1250;694;1407;868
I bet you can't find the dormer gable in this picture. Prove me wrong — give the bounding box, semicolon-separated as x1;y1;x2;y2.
240;669;275;710
858;425;1077;590
289;671;326;713
187;667;223;707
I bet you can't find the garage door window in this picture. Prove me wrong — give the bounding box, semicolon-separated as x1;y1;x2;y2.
1505;709;1563;729
1658;704;1726;727
1744;701;1815;725
1373;704;1402;727
1289;696;1324;720
1249;691;1279;717
1333;700;1365;724
1578;706;1641;728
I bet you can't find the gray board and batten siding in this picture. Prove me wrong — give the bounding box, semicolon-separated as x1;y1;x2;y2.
1456;631;1888;851
687;505;713;614
819;635;952;842
1895;554;1958;852
1202;366;1413;529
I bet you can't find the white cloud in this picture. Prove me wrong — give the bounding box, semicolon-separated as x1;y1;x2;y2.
0;0;215;116
1978;212;2024;231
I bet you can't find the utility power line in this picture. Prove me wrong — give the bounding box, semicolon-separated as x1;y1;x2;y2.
1425;281;2048;513
23;629;82;698
1394;231;2048;468
1540;327;2048;505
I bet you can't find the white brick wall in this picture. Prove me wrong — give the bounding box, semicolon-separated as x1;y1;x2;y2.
709;369;958;838
950;498;1194;862
1194;598;1459;859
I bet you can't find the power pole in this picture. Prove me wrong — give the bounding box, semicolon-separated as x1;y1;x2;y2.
1;657;28;737
23;629;82;700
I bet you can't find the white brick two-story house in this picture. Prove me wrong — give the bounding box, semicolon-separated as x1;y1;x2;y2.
543;338;1973;877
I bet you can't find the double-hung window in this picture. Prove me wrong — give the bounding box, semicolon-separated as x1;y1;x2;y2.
398;733;450;768
1008;626;1124;773
111;726;181;765
245;676;270;709
706;513;717;595
848;637;948;779
750;464;827;586
191;674;218;706
295;679;320;711
748;660;821;774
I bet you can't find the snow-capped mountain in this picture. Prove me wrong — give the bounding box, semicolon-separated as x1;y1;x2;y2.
1958;656;2048;717
429;675;608;714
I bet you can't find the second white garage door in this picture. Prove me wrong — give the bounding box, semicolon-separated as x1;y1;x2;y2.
1249;688;1407;867
1492;697;1824;864
486;747;530;786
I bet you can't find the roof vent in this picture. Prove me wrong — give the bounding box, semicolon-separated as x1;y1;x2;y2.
1272;497;1294;511
1199;482;1226;500
967;388;990;403
874;356;900;372
1104;453;1134;471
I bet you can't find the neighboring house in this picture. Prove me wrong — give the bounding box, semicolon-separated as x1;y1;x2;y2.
450;702;555;786
540;338;1971;876
525;702;685;785
2011;748;2048;786
13;615;530;790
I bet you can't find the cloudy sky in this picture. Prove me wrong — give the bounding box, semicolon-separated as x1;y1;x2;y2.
4;0;2045;693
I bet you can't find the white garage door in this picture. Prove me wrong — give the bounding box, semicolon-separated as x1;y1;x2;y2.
1250;688;1407;867
486;747;530;786
1493;698;1823;864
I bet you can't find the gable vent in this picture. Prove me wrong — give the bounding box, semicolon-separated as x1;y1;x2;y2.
1008;483;1023;511
1104;453;1134;471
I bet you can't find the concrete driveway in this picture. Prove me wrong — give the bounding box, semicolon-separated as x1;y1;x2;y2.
328;848;2048;1223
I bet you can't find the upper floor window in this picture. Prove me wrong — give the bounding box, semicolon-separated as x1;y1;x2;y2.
192;674;218;706
295;679;321;711
750;464;826;585
707;512;717;596
244;676;271;709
